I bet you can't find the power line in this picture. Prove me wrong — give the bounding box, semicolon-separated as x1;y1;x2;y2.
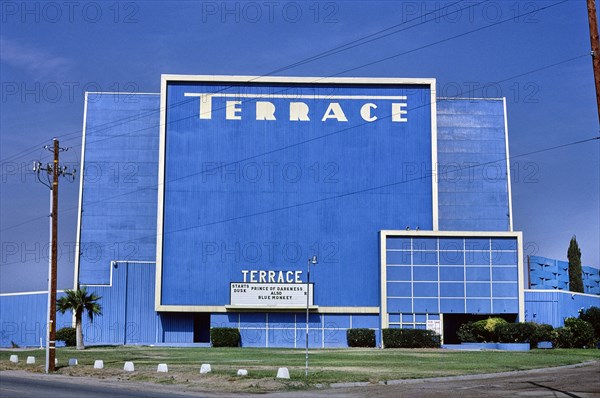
328;0;569;77
0;52;588;233
1;135;598;268
0;1;474;165
67;0;574;151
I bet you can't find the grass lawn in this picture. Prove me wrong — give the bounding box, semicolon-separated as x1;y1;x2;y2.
1;346;599;392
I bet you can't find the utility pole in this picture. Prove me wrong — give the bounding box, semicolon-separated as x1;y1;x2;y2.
33;138;76;373
587;0;600;122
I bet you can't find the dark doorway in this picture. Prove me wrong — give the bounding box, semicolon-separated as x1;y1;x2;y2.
193;313;211;343
443;313;518;344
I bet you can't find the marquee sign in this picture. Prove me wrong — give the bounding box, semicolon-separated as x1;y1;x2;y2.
230;282;313;308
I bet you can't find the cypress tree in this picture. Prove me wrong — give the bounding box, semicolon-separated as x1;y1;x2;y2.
567;235;583;293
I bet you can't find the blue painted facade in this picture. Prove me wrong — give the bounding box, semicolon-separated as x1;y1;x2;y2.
9;76;592;348
160;81;434;309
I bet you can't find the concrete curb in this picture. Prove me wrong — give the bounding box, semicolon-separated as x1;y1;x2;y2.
330;360;599;388
330;381;370;388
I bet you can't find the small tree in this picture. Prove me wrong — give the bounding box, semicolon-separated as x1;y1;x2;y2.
56;287;102;350
567;236;583;293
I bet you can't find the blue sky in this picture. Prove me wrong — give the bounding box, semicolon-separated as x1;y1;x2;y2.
1;0;598;292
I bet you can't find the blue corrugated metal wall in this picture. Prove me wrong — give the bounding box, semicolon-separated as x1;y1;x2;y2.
0;292;72;347
81;261;157;345
437;99;510;231
524;290;600;327
78;93;160;285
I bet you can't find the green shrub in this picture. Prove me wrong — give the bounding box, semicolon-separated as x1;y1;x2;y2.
456;322;477;342
496;322;538;344
210;327;240;347
56;327;77;347
531;324;554;346
383;328;441;348
553;327;574;348
496;323;521;343
457;318;508;343
579;306;600;341
564;318;595;348
346;328;376;348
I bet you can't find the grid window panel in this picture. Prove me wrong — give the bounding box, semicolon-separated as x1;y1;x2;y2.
412;238;438;251
386;238;412;250
385;236;519;317
387;282;412;297
466;267;491;281
466;299;492;313
413;282;438;297
466;283;491;297
492;251;518;265
492;283;518;297
387;250;412;265
440;298;465;313
440;267;464;281
439;251;464;265
492;267;518;281
413;251;438;265
465;251;491;266
402;313;415;323
440;282;464;297
413;266;438;281
492;298;519;313
388;298;412;313
439;238;463;251
388;313;400;323
464;238;490;251
491;238;517;250
387;266;411;281
413;298;438;313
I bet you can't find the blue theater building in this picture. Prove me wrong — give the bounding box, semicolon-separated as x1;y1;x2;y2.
1;75;598;347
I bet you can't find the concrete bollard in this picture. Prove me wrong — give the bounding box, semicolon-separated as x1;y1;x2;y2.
124;361;135;372
276;367;290;379
9;355;18;363
157;363;168;373
94;360;104;369
68;358;78;366
55;358;58;365
237;369;248;376
200;364;211;374
26;356;35;364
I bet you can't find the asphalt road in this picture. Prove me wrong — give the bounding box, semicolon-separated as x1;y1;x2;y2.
1;362;599;398
0;372;204;398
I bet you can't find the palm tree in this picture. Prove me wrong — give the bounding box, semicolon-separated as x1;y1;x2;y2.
56;287;102;350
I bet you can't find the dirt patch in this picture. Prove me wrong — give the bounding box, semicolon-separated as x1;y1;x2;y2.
0;360;307;393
